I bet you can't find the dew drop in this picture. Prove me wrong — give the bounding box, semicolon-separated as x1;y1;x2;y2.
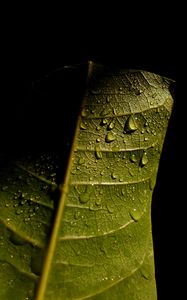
95;198;101;206
95;146;102;159
140;152;148;166
100;108;111;116
125;115;138;132
101;118;108;126
129;208;141;221
78;157;85;165
107;204;114;213
105;132;116;143
79;188;90;204
107;121;115;130
80;122;87;130
130;154;137;163
111;172;117;179
96;138;101;143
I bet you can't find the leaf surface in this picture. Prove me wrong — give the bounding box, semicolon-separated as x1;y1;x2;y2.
36;63;174;299
0;63;174;299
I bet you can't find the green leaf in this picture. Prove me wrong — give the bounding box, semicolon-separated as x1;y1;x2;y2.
0;62;174;299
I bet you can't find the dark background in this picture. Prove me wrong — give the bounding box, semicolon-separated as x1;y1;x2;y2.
1;9;184;299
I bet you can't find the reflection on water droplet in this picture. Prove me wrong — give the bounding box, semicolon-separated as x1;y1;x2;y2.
10;232;26;245
125;115;138;132
130;154;137;163
95;146;102;159
129;208;141;221
105;132;116;143
101;118;108;126
140;152;148;166
80;122;87;130
108;121;115;130
111;172;117;179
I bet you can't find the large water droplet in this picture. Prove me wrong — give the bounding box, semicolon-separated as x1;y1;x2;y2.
111;172;117;179
130;153;137;163
105;132;116;143
95;146;102;159
129;208;141;221
125;115;138;132
108;121;115;130
79;188;90;204
140;152;148;166
80;122;87;130
101;118;108;126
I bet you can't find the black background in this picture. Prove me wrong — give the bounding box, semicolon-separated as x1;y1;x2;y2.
1;8;184;299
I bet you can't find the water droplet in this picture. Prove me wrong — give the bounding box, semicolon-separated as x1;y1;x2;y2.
81;108;88;117
129;208;141;221
95;146;102;159
140;152;148;166
101;118;108;126
95;198;101;206
125;115;138;132
100;170;105;176
100;108;111;116
10;232;26;245
96;138;101;143
78;157;85;165
108;121;115;130
1;186;8;191
107;204;114;213
111;172;117;179
105;132;116;143
130;154;137;163
79;188;90;204
80;122;87;130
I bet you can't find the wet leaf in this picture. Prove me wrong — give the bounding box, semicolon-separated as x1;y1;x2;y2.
0;62;174;299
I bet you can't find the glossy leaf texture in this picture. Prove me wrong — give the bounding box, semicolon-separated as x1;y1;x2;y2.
0;63;174;300
36;63;174;300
